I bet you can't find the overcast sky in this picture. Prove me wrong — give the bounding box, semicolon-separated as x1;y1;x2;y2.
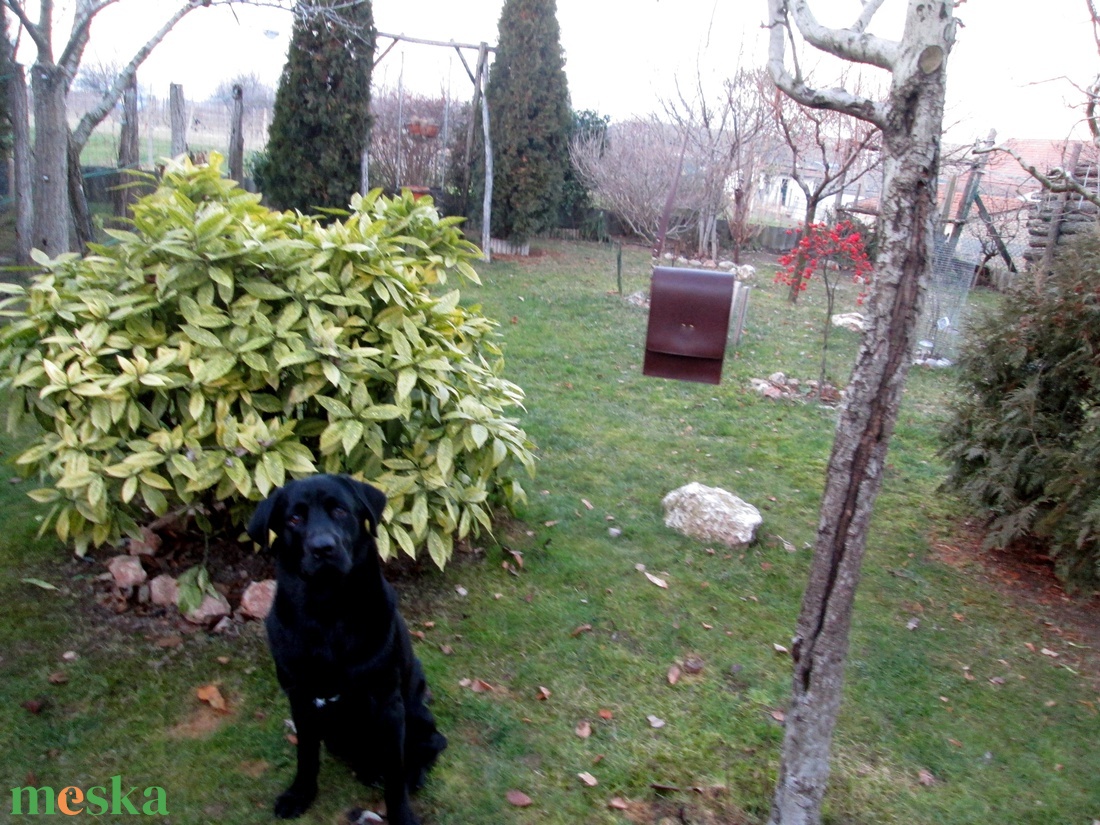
79;0;1097;145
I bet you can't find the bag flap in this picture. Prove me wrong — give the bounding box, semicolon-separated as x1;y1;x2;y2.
644;267;734;359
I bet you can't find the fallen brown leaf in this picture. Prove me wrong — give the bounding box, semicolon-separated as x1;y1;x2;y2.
683;657;704;674
21;699;46;715
918;768;937;786
536;686;552;701
581;498;594;510
575;720;592;739
571;623;593;638
646;714;666;729
598;708;614;720
644;571;668;589
505;790;533;807
577;771;598;787
769;710;786;723
47;671;68;685
667;664;682;685
608;797;630;810
196;683;228;713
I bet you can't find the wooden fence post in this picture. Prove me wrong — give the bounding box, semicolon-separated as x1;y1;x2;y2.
170;83;187;158
115;74;140;218
228;84;244;180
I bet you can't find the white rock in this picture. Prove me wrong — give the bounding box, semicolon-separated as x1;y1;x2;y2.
127;526;162;556
149;574;179;607
737;264;756;281
718;260;736;270
832;312;867;333
107;555;147;589
767;372;787;386
239;579;277;620
184;592;232;625
662;483;762;548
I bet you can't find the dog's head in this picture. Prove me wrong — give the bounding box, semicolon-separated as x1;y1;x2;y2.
247;475;387;579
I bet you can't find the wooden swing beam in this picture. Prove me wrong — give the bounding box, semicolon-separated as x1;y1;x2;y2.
373;33;496;261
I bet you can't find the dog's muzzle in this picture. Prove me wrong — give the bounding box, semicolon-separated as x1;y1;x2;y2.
302;532;353;575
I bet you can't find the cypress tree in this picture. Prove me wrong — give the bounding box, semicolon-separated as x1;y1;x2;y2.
483;0;572;243
261;0;374;212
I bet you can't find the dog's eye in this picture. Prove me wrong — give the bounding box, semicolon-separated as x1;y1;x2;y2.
331;506;349;519
286;513;304;528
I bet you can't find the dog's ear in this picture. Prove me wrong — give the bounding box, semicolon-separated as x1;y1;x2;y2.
341;476;387;536
247;486;286;550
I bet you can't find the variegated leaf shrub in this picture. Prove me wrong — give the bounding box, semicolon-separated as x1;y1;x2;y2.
0;155;534;567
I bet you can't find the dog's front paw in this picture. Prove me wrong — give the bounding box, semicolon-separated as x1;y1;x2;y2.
274;785;317;819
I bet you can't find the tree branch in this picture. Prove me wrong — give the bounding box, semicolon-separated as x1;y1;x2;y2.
59;0;121;85
975;143;1100;207
766;0;887;128
788;0;899;71
5;0;49;55
71;1;202;150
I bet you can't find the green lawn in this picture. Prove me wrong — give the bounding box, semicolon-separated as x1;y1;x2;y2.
1;239;1096;824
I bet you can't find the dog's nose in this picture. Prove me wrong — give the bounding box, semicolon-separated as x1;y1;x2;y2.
305;536;338;558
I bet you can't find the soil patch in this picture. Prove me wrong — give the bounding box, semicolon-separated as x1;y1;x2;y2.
931;517;1100;687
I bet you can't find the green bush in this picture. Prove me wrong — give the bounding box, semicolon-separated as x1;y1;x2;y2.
0;155;534;567
942;231;1100;586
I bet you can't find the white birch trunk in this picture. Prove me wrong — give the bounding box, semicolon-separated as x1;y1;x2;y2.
765;2;955;823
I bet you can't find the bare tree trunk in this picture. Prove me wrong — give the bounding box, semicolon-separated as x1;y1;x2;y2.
9;63;33;265
765;2;955;823
787;198;820;303
30;62;71;257
170;83;187;157
115;75;140;219
67;134;94;251
228;84;244;181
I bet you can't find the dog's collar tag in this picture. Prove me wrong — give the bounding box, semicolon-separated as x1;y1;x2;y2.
313;694;341;708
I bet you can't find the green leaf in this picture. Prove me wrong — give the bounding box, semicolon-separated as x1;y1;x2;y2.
241;279;291;301
27;488;61;504
21;577;59;591
396;368;417;402
436;437;454;480
141;483;169;517
181;324;224;348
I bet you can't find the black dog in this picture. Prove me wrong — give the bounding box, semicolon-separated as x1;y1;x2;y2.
248;474;446;824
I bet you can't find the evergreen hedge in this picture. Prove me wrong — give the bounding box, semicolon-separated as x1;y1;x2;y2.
943;231;1100;586
259;0;374;212
480;0;572;243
